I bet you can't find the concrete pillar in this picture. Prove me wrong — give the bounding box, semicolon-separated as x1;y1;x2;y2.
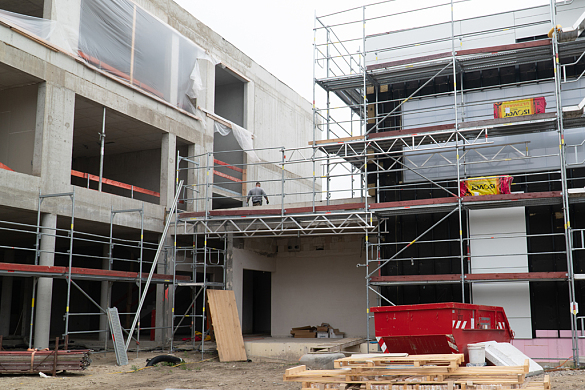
169;33;180;106
43;0;81;50
99;245;110;342
160;133;177;208
197;58;215;113
34;213;57;349
33;83;75;193
187;143;196;212
225;234;234;291
155;246;173;345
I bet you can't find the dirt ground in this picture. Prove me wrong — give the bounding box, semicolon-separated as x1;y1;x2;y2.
0;351;302;390
1;351;585;389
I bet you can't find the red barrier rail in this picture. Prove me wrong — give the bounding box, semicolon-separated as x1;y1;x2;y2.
213;170;241;183
214;158;244;173
71;170;160;198
0;163;14;171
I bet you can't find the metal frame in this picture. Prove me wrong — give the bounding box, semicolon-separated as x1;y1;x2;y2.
310;0;583;365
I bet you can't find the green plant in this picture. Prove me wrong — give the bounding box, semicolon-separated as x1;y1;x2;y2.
131;365;139;372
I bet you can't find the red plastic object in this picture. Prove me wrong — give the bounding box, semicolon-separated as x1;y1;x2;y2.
371;302;514;362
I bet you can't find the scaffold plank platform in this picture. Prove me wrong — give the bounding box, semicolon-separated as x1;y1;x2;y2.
0;262;188;283
370;272;569;286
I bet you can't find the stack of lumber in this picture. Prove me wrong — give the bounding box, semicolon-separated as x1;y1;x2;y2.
0;350;91;374
283;354;551;389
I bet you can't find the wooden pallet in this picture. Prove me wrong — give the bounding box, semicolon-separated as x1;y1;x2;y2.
283;354;551;390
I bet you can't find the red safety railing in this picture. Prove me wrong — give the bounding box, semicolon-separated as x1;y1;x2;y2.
0;163;13;171
213;158;243;183
71;170;160;198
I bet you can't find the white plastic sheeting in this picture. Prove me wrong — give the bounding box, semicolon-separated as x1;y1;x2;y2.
0;0;215;114
214;122;260;163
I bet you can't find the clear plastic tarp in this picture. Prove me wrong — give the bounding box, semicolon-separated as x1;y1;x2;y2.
0;0;215;114
214;122;260;163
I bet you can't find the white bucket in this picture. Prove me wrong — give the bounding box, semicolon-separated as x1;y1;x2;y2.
467;343;486;365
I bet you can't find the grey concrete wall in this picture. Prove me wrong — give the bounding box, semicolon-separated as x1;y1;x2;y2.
215;83;244;126
72;148;161;201
232;235;369;338
272;235;368;337
0;84;39;175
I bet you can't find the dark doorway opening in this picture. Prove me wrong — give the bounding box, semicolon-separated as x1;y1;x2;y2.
242;270;271;335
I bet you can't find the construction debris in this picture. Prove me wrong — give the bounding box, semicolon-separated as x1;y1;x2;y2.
283;354;551;389
292;323;346;339
479;341;544;376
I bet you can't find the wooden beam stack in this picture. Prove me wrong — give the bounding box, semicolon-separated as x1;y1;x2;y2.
283;354;551;389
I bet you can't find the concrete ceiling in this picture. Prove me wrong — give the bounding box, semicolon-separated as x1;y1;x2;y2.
0;0;44;18
0;62;42;91
73;96;169;159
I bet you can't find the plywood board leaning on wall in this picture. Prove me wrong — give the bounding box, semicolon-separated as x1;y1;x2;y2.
207;289;247;362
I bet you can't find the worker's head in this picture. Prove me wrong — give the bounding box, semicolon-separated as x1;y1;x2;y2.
256;182;261;187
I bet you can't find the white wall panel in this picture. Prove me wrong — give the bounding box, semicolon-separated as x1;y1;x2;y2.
469;207;532;339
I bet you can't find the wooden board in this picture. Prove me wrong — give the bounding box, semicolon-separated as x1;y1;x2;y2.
207;290;247;362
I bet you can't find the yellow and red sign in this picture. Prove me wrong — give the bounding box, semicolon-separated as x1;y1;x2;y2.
460;176;513;197
493;97;546;119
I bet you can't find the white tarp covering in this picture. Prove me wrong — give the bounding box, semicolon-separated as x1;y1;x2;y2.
0;0;215;114
214;122;260;163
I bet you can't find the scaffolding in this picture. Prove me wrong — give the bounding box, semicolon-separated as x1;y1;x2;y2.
166;0;585;367
311;0;585;366
0;189;180;354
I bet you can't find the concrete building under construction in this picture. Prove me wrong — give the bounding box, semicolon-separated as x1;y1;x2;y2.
1;0;585;367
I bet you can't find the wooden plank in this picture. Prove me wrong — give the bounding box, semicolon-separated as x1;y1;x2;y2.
309;135;364;145
207;290;247;362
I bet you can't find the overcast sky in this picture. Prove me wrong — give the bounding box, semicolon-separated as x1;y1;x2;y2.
174;0;551;102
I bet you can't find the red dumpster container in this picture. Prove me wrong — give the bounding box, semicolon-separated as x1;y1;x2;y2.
371;302;514;362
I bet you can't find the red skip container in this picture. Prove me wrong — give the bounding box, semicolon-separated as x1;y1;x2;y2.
371;302;514;362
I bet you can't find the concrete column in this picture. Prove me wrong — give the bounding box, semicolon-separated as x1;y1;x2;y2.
0;276;13;336
99;245;110;342
243;81;254;197
225;234;234;291
155;245;173;345
196;60;216;212
169;33;180;106
197;59;215;112
160;133;177;208
43;0;81;50
187;143;197;212
34;213;57;349
33;83;76;193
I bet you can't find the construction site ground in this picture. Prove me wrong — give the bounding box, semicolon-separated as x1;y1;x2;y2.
0;351;585;389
